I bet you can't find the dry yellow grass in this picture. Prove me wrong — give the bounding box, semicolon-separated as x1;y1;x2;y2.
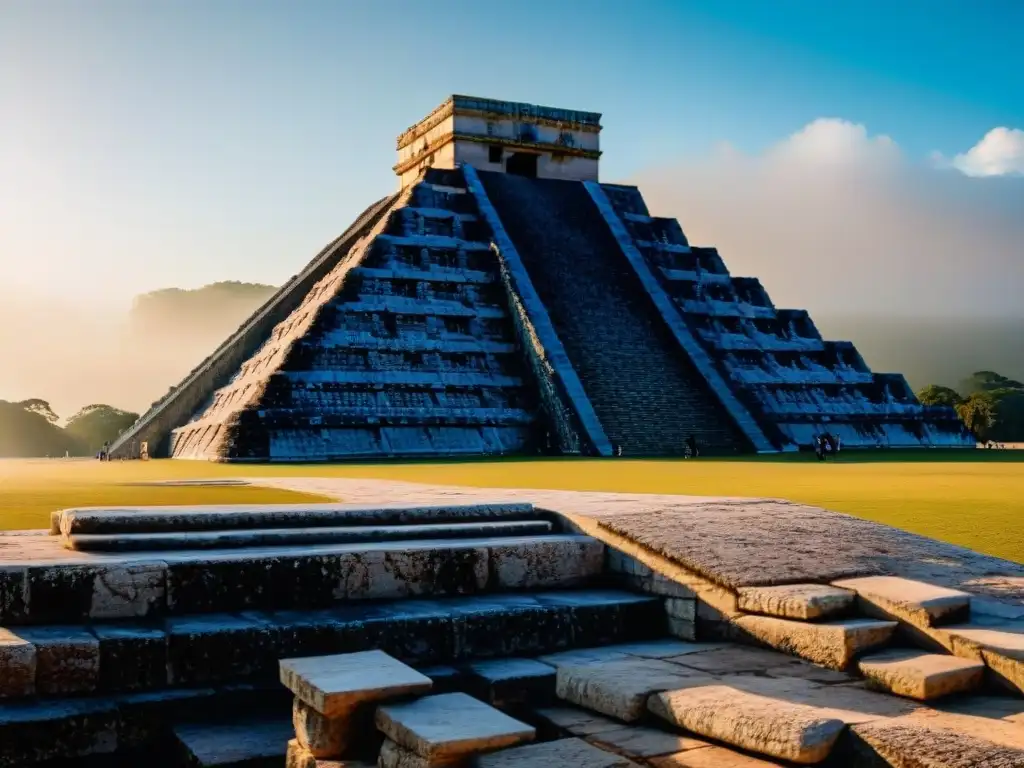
1;450;1020;563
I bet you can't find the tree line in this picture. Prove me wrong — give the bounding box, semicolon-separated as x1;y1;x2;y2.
0;401;139;458
916;371;1024;444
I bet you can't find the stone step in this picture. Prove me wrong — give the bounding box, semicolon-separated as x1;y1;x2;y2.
648;684;847;764
63;519;555;553
735;584;855;621
173;716;294;767
850;717;1024;766
54;502;540;537
375;692;535;763
832;576;972;628
1;534;603;625
731;614;898;670
0;590;665;700
857;648;985;700
935;624;1024;695
476;737;641;767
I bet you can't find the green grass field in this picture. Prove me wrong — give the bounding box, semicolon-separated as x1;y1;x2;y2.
1;450;1021;563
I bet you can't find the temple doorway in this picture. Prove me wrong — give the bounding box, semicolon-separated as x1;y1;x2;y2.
506;152;538;178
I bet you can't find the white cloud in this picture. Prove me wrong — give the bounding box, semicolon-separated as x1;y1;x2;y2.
628;118;1024;318
949;127;1024;177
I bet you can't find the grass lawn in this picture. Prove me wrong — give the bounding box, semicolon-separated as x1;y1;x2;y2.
1;450;1021;563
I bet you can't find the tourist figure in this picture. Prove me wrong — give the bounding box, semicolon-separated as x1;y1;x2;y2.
685;434;698;459
815;435;825;461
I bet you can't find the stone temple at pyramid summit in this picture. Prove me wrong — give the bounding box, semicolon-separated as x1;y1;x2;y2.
110;95;972;461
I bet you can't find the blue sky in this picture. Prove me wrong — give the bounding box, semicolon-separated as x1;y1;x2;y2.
1;0;1022;306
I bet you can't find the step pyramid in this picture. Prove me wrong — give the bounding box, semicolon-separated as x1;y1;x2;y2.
110;95;973;461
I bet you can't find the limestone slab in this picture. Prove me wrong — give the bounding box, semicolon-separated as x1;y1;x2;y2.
532;706;625;737
650;746;784;767
476;737;641;767
488;537;603;589
0;628;35;697
732;615;897;669
375;692;535;760
834;575;972;627
737;584;854;620
281;650;433;717
941;624;1024;693
588;725;711;759
857;648;983;700
667;645;799;675
92;622;168;692
850;718;1024;767
89;562;167;619
555;658;715;722
65;519;554;552
377;738;452;768
58;501;537;535
648;684;846;764
464;657;555;704
167;612;275;686
0;696;119;766
612;639;725;659
14;625;99;695
173;716;293;766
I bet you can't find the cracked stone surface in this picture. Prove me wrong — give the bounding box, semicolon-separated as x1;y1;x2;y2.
851;718;1024;767
293;698;350;758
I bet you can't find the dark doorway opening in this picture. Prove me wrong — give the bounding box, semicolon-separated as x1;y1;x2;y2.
506;152;538;178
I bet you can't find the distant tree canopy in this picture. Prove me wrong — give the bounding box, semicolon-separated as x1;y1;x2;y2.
64;404;140;452
0;400;139;458
916;371;1024;443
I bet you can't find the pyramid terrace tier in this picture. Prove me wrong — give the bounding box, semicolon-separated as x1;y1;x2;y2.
599;182;974;450
169;170;552;462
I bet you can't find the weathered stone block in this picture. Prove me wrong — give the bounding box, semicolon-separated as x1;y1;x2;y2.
451;596;570;659
850;719;1024;767
116;688;218;750
464;657;556;705
648;684;846;764
93;623;168;692
173;717;293;767
288;737;375;767
166;612;276;685
667;618;696;641
589;725;711;760
732;615;898;669
378;738;448;768
339;547;489;601
90;562;167;619
737;584;855;621
0;627;36;698
665;598;696;621
535;591;665;648
532;706;625;738
556;658;714;722
14;625;99;694
376;693;534;761
0;697;118;767
25;564;97;623
166;552;346;614
833;576;971;628
858;649;984;700
294;697;350;758
477;737;641;767
488;537;603;590
0;567;28;625
280;650;432;718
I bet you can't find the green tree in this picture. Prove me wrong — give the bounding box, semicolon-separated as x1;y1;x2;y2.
960;371;1024;396
65;404;140;454
915;385;963;408
16;398;60;424
957;393;997;442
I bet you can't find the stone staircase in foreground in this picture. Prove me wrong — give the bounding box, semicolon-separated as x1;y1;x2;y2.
4;500;1024;766
0;502;667;767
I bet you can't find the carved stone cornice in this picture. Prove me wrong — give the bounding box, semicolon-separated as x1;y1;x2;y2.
393;131;602;175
